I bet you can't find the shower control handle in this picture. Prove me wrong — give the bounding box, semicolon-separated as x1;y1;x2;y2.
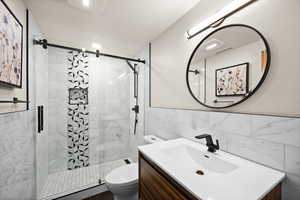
132;105;139;113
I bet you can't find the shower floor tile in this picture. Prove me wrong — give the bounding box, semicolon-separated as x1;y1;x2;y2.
40;158;132;200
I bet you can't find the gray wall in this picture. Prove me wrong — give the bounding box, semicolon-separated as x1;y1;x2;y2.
0;1;39;199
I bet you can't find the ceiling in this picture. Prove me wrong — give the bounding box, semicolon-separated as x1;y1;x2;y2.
192;26;262;62
24;0;200;56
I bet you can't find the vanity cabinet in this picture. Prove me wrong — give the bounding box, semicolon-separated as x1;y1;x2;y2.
139;153;197;200
139;152;282;200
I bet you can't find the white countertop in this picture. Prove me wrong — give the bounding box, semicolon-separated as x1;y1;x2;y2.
138;138;285;200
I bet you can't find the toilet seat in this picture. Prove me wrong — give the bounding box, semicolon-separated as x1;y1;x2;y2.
105;163;138;187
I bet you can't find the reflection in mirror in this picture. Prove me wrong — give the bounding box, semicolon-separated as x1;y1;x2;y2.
187;24;270;108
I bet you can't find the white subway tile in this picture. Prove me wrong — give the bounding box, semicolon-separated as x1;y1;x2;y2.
227;134;285;170
209;112;251;136
252;116;300;147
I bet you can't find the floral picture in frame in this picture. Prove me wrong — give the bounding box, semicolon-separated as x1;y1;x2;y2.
215;63;249;97
0;0;23;88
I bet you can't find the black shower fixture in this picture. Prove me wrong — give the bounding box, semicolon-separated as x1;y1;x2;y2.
33;39;145;64
188;69;200;75
33;39;48;49
96;50;100;58
126;61;140;135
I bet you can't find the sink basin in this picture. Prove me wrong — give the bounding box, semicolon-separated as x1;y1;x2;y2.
161;145;238;174
138;138;285;200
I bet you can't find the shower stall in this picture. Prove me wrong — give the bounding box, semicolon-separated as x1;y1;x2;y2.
33;40;145;200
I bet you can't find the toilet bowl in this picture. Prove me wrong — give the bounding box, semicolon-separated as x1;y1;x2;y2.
105;163;138;200
105;135;164;200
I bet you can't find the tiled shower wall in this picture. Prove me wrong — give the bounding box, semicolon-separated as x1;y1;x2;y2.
145;107;300;199
48;47;141;173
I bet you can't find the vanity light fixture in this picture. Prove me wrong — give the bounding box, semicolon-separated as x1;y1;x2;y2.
82;0;90;7
186;0;257;39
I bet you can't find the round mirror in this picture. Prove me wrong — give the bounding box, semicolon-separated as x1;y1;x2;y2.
186;24;270;108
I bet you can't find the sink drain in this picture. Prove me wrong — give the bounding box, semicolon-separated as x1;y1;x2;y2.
196;170;204;175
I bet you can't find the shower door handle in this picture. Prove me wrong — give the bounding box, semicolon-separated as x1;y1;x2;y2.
38;106;41;133
37;105;44;133
41;106;44;131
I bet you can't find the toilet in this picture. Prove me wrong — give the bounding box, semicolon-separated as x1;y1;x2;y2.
105;135;164;200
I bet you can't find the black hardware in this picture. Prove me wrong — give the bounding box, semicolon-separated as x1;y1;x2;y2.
0;97;29;104
196;170;204;175
41;106;44;131
33;39;146;64
42;39;47;49
126;60;137;74
149;43;152;107
213;99;235;103
37;105;44;133
38;106;41;133
188;69;200;75
195;134;219;153
26;9;29;110
132;105;139;113
126;61;139;135
96;49;100;58
134;68;138;98
124;159;131;164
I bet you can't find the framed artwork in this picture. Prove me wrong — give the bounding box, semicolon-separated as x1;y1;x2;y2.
0;0;23;88
69;88;88;105
215;63;249;97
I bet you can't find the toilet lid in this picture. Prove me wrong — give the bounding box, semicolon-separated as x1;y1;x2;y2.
105;163;138;185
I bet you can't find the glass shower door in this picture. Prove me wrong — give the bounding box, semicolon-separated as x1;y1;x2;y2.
37;48;102;199
90;56;134;183
34;40;49;200
35;42;145;199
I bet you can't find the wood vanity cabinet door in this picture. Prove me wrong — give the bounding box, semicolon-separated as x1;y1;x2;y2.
139;154;196;200
261;183;281;200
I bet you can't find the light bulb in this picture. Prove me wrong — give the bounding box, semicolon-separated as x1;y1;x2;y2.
82;0;90;7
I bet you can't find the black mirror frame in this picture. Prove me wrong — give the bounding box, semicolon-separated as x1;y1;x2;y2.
186;24;271;109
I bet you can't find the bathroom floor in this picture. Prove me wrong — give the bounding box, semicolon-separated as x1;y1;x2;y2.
83;192;113;200
40;158;131;200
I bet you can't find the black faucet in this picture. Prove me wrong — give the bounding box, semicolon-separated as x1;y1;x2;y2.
195;134;220;153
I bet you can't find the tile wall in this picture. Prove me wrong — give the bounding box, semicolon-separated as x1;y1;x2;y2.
145;107;300;199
